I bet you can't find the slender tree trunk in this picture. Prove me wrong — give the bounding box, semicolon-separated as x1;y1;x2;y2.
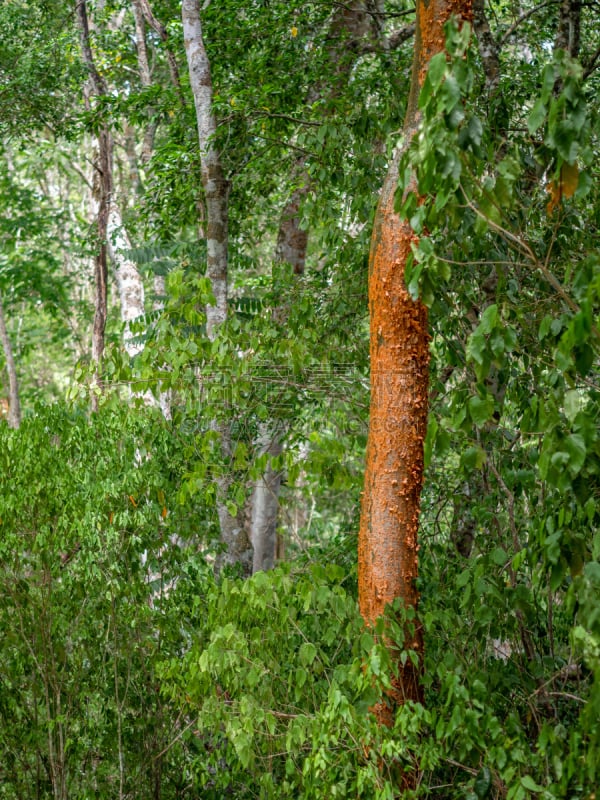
250;428;283;573
79;0;152;408
182;0;229;338
107;206;146;358
183;0;253;574
131;0;157;163
0;290;21;429
472;0;500;94
77;1;111;409
138;0;185;104
358;0;472;721
90;128;111;412
248;1;384;573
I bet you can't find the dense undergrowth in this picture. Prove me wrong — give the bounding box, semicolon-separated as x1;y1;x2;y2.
1;404;598;799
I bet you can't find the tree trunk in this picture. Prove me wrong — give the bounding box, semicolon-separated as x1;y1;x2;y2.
131;0;157;163
358;0;472;720
107;205;146;358
555;0;581;57
183;0;253;575
182;0;229;339
90;127;111;413
250;427;283;573
0;290;21;429
472;0;500;94
138;0;184;104
78;0;153;409
248;1;382;573
76;0;111;410
248;177;308;573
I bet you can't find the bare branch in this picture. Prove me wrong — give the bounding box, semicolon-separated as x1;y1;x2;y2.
499;0;559;49
583;44;600;80
360;23;415;53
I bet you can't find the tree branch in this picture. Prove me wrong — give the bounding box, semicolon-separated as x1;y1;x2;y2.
499;1;558;49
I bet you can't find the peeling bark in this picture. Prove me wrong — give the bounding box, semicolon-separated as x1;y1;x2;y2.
0;290;21;429
358;0;473;722
183;0;252;575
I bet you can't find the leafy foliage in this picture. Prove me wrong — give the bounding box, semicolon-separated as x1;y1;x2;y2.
0;1;599;798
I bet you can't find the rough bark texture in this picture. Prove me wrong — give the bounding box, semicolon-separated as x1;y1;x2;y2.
183;0;252;575
0;291;21;429
555;0;581;57
182;0;229;339
358;0;473;721
90;129;111;412
472;0;500;94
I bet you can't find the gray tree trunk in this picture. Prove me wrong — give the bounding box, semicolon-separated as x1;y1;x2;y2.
248;1;379;573
250;427;283;573
183;0;252;575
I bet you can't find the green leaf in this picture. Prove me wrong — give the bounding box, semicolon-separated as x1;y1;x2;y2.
563;389;581;422
461;446;487;470
564;433;586;476
520;775;543;792
479;304;498;334
299;642;317;667
468;395;494;427
441;74;461;111
474;766;492;798
428;52;447;89
527;98;546;134
226;500;238;518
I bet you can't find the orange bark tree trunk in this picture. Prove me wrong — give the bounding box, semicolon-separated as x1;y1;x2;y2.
358;0;473;716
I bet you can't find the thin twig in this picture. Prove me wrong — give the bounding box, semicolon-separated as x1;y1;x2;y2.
153;717;198;761
583;44;600;80
499;1;559;49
